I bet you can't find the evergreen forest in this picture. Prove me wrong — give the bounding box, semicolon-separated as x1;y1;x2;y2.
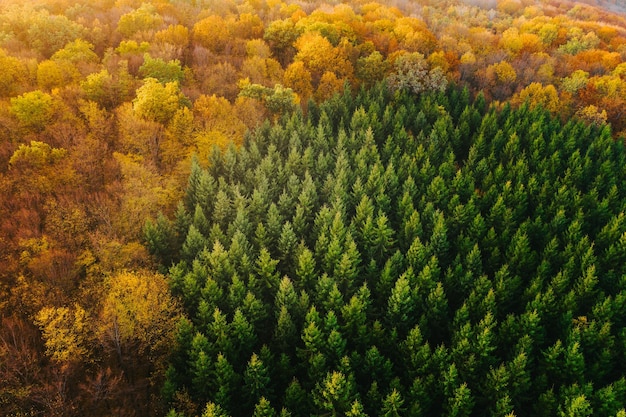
1;0;626;416
152;85;626;417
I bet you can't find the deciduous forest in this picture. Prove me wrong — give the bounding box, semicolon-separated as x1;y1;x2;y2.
1;0;626;416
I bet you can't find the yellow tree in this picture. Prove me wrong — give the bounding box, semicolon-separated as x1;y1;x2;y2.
18;6;85;57
234;96;266;131
8;141;77;207
35;304;91;364
538;23;559;46
246;39;272;59
230;13;264;40
154;24;190;51
284;61;313;104
241;56;284;87
294;32;353;86
50;39;100;76
500;27;524;56
575;105;608;125
486;61;517;85
112;150;179;238
315;71;344;102
561;70;590;95
160;107;195;175
50;39;99;65
9;90;56;132
133;78;187;125
193;94;246;141
98;270;181;365
0;49;27;97
513;82;560;114
117;3;164;40
394;17;438;55
80;61;136;109
264;18;303;65
81;69;115;108
193;15;230;54
36;59;79;90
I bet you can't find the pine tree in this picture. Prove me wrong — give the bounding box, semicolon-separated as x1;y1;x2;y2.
313;371;356;417
445;382;474;417
231;309;257;364
190;332;213;401
213;353;238;412
181;225;208;264
202;402;231;417
253;397;277;417
144;212;176;267
243;353;272;413
274;306;297;353
284;379;309;417
387;272;414;335
380;389;405;417
256;248;281;302
346;399;369;417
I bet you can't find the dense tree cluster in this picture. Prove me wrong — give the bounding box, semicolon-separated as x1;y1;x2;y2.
1;0;626;415
149;84;626;416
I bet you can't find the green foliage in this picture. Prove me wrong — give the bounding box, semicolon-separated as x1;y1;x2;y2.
117;3;164;38
51;39;98;64
139;54;184;84
133;78;187;124
151;84;626;417
239;81;298;118
9;90;55;131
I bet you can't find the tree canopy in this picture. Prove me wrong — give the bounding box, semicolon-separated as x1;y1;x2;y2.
149;83;626;417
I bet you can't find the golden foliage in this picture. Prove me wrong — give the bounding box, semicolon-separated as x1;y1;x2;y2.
575;104;608;125
132;77;187;124
193;15;230;54
35;304;91;363
284;61;313;102
99;270;181;359
514;82;560;113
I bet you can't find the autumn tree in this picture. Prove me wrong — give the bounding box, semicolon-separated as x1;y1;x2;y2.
133;77;188;125
193;15;230;55
0;49;27;96
284;61;313;104
513;82;560;113
139;54;185;84
98;269;181;371
9;90;56;132
387;52;448;95
117;3;164;40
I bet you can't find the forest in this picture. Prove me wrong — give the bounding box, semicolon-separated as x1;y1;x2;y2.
1;0;626;416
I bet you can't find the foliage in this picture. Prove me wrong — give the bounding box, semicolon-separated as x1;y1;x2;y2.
3;0;626;415
133;78;187;124
9;90;56;131
117;3;164;39
239;80;298;118
99;270;181;361
387;52;448;95
139;54;185;84
153;85;626;417
35;304;91;363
